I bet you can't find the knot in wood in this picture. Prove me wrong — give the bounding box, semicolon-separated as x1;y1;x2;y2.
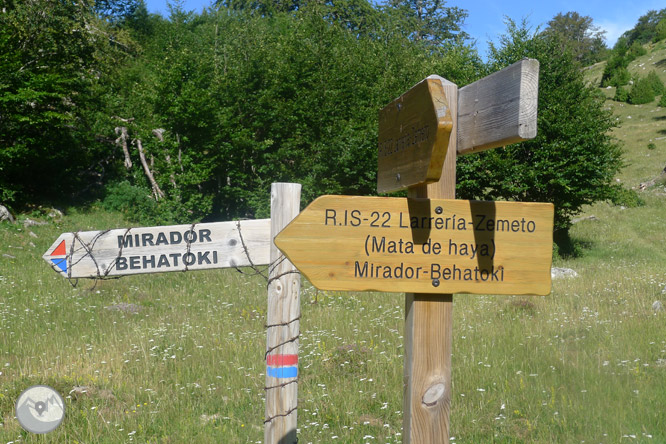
422;382;446;407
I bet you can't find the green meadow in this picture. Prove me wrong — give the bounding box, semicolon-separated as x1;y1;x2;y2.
2;55;666;444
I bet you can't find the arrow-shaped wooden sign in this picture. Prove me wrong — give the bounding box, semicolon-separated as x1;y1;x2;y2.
43;219;270;279
275;195;554;295
378;59;539;193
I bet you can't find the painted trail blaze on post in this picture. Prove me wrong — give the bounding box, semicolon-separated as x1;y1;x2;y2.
266;354;298;378
47;239;68;273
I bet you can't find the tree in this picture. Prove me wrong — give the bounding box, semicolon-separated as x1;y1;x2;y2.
543;12;607;66
101;1;481;223
629;75;657;104
655;18;666;42
621;9;666;45
382;0;469;47
94;0;142;24
457;19;628;247
645;70;664;96
0;0;124;206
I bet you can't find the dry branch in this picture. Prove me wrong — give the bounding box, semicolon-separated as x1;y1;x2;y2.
114;126;132;170
134;138;165;200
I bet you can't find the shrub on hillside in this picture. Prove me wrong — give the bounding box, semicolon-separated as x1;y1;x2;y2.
629;76;657;104
614;86;629;102
460;19;629;237
646;70;664;95
628;41;647;59
655;18;666;42
601;55;630;87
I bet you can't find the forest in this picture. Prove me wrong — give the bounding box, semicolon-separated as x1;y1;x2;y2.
3;0;663;236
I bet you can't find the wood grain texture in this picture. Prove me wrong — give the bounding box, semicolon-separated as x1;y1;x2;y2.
403;78;456;444
43;219;271;279
377;76;453;193
274;195;554;296
265;183;302;444
457;58;539;155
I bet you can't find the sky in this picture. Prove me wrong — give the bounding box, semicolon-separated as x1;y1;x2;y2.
144;0;665;60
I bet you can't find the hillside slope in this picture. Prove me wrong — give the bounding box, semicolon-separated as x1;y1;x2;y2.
585;40;666;188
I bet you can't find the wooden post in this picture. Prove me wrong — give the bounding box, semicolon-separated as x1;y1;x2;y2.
265;182;302;444
403;79;457;443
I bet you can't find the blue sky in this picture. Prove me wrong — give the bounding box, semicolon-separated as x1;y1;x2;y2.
144;0;665;59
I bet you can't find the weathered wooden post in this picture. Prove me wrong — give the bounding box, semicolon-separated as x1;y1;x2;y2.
276;59;548;444
265;182;302;444
378;60;540;443
399;78;457;442
42;182;304;444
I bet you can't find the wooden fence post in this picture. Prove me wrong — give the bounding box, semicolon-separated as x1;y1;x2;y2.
403;79;457;443
265;182;302;444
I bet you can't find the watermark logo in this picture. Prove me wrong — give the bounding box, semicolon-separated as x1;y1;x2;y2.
15;385;65;434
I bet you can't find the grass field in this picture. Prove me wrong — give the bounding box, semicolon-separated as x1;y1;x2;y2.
2;54;666;443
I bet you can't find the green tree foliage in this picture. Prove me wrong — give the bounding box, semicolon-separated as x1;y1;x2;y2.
655;18;666;42
628;41;648;59
645;70;664;95
104;1;481;222
629;75;657;104
0;0;125;206
601;35;650;87
621;9;666;46
601;53;631;87
94;0;142;24
613;86;629;103
383;0;469;46
543;12;607;66
457;19;627;239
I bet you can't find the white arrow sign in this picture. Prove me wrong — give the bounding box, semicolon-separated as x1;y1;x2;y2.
43;219;270;279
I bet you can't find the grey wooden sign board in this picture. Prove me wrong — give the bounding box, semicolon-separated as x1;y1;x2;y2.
43;219;271;278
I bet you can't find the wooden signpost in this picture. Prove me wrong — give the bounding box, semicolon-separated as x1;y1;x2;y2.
377;75;453;192
274;195;553;295
44;58;545;444
43;219;271;278
276;58;546;444
44;185;304;444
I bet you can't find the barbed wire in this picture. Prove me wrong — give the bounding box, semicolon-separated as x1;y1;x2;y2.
54;219;303;427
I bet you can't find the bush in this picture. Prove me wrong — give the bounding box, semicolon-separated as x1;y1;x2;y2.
646;70;664;95
648;143;657;150
629;76;657;104
628;41;647;60
461;19;626;235
601;55;630;87
102;181;159;225
614;86;629;102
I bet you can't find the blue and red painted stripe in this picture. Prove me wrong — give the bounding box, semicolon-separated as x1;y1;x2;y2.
266;354;298;379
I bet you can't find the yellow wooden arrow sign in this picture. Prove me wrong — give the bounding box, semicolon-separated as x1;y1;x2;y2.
275;195;554;295
377;76;453;193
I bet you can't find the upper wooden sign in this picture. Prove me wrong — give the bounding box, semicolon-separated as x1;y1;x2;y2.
377;59;539;193
275;195;554;295
377;75;453;194
43;219;270;279
456;58;539;155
